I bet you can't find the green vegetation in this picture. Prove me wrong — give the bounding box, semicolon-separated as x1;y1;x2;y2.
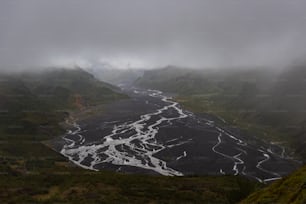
241;165;306;204
0;167;259;203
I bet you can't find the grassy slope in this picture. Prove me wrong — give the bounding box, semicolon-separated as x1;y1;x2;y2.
0;68;259;203
0;68;126;136
241;165;306;204
135;66;306;161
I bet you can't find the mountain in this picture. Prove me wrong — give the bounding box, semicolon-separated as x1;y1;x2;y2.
0;67;126;139
135;66;276;95
135;65;306;161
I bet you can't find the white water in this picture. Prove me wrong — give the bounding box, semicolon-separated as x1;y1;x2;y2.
209;119;283;182
176;151;187;161
61;89;188;176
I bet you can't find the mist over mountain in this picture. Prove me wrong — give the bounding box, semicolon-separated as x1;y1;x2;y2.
84;62;144;85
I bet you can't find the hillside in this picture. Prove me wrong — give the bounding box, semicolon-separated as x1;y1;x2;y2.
241;165;306;204
0;68;126;175
135;65;306;161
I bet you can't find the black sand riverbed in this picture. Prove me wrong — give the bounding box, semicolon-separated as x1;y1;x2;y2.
51;86;300;183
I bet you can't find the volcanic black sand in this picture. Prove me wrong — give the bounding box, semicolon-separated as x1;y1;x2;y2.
51;85;301;183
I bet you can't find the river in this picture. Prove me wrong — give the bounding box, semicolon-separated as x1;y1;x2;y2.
59;86;300;183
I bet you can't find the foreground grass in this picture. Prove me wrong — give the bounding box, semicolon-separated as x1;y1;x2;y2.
0;166;259;204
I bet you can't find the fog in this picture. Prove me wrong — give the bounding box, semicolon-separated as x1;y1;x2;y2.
1;0;306;71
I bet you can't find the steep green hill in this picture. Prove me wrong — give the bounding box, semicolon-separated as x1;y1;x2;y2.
241;165;306;204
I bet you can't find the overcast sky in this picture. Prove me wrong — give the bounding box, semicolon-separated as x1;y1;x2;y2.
1;0;306;70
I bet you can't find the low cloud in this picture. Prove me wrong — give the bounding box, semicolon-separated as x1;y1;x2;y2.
1;0;306;71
